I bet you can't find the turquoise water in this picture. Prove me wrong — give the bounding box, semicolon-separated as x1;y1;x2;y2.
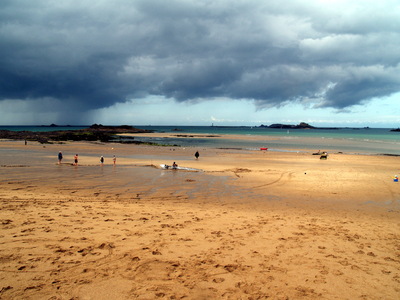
135;125;398;140
133;126;400;155
1;125;399;155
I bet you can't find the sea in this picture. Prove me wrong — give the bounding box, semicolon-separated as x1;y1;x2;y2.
1;125;399;155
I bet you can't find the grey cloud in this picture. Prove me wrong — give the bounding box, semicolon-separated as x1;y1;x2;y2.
322;65;400;108
1;0;399;119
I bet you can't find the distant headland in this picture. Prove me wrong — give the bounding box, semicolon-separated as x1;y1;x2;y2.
258;122;337;129
258;122;400;131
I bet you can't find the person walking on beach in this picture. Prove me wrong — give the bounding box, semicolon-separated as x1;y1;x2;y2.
100;156;104;165
113;155;116;165
58;151;63;164
195;151;200;160
74;154;78;166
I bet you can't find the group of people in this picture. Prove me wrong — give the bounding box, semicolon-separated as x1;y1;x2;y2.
57;150;200;167
164;151;200;170
58;151;116;166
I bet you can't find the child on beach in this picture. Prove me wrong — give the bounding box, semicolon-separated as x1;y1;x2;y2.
100;156;104;165
113;155;116;165
74;154;78;166
58;151;63;164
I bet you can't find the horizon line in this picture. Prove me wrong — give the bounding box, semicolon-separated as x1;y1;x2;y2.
0;124;398;129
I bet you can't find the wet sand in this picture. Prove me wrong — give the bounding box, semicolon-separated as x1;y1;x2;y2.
0;139;399;299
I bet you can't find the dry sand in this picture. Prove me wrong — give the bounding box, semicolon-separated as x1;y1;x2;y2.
0;139;399;299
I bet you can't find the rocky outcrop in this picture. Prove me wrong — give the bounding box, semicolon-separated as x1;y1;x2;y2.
259;122;315;129
0;125;152;143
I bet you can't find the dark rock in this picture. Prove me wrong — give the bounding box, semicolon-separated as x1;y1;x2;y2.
0;126;152;144
266;122;315;129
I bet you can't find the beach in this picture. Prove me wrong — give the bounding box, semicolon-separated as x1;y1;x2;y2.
0;138;399;299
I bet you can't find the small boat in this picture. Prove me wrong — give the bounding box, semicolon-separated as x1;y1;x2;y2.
319;152;328;160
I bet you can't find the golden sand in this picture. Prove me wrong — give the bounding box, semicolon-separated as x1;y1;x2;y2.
0;139;399;299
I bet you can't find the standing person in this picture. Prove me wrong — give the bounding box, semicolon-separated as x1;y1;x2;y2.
74;154;78;166
100;156;104;165
194;151;200;160
58;151;63;164
113;155;116;165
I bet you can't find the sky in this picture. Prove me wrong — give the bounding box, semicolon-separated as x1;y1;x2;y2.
0;0;399;127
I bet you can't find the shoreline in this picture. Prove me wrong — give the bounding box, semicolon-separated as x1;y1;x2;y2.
118;132;400;156
1;140;400;206
1;123;399;156
0;139;399;299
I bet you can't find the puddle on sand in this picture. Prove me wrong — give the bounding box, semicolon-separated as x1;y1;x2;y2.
1;163;280;205
363;199;400;209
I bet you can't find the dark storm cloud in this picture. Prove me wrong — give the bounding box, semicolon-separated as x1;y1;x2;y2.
1;0;399;114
